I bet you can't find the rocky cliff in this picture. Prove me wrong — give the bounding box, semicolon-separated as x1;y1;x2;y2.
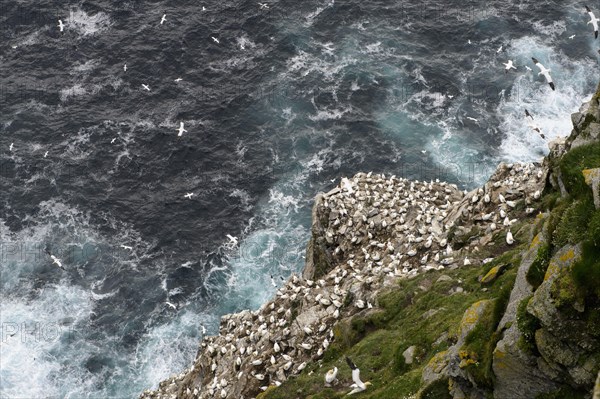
141;82;600;399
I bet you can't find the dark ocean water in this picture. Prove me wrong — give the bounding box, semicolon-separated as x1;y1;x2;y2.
1;0;599;397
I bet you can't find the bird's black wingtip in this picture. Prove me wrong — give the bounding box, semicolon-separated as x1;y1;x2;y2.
531;57;539;64
345;356;356;370
549;82;556;91
595;31;598;39
585;5;591;12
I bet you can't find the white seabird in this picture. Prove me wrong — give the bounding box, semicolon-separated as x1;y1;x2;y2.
569;34;576;39
184;192;194;199
174;78;182;82
50;255;65;270
44;151;49;157
532;57;555;91
506;231;514;245
123;64;127;72
160;14;167;25
120;245;133;250
226;234;238;247
466;116;478;122
324;367;338;386
525;109;534;120
142;84;151;91
270;275;277;288
211;36;220;44
346;357;371;395
58;19;64;32
586;6;599;39
503;60;516;73
200;324;207;335
9;143;14;151
177;122;187;136
496;44;503;53
258;2;269;9
166;301;177;310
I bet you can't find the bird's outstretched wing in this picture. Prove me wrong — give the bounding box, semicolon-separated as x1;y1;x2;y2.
345;357;357;370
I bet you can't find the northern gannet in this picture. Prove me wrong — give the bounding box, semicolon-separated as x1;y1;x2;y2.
346;357;371;395
569;34;576;39
123;64;127;72
50;255;65;270
226;234;238;246
177;122;187;136
503;60;516;73
200;324;207;335
496;44;503;53
586;6;599;39
120;245;133;250
44;151;49;158
142;84;151;91
184;192;194;199
258;2;269;9
324;367;338;386
9;143;14;151
160;14;167;25
174;78;182;82
270;275;277;288
532;57;555;91
466;116;478;122
58;19;64;32
525;65;532;71
211;36;220;44
166;301;177;310
506;230;514;245
525;109;534;120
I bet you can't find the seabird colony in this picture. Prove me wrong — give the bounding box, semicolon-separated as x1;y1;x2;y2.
141;161;547;399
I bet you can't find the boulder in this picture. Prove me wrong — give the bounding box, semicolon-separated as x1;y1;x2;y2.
582;168;600;209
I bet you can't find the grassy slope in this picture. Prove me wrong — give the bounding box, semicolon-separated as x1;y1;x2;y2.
259;243;527;399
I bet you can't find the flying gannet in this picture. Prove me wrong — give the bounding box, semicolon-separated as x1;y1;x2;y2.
324;367;338;387
346;357;371;395
123;64;127;72
50;255;65;270
120;245;133;250
211;36;220;44
160;14;167;25
532;57;555;91
258;2;269;8
270;275;277;288
9;143;14;151
569;34;576;39
525;65;532;71
166;301;177;310
44;151;49;157
58;19;64;32
503;60;516;73
184;192;194;199
586;6;599;39
174;78;182;82
142;84;151;91
466;116;478;122
177;122;187;136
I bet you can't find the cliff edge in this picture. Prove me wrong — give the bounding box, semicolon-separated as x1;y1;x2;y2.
141;82;600;399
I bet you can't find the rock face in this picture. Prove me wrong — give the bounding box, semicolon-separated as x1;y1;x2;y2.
583;168;600;209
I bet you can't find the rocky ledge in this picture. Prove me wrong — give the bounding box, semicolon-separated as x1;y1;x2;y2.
141;82;600;399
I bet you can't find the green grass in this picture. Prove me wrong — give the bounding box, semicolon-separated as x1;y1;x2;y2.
260;248;523;399
516;295;540;356
559;142;600;197
571;240;600;299
552;197;595;248
526;243;551;290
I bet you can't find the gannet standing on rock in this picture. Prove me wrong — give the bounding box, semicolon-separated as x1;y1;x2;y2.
324;367;338;386
585;6;599;39
506;230;514;245
532;58;555;91
346;357;371;395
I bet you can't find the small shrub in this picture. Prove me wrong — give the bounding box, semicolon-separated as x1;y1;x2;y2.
527;243;551;289
588;210;600;247
559;142;600;196
420;379;452;399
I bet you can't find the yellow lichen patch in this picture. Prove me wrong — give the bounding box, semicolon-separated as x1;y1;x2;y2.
582;168;600;185
481;266;501;284
459;300;490;334
559;248;575;263
424;350;449;375
544;260;560;282
529;233;541;250
493;348;507;370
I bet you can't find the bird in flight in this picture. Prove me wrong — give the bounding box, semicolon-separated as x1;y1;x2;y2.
123;64;127;72
142;84;151;91
585;6;599;39
166;301;177;310
211;36;220;44
58;19;65;32
226;234;238;247
160;14;167;25
174;78;182;82
503;60;517;73
177;122;187;136
50;255;65;270
258;2;269;8
525;109;534;120
532;57;555;90
184;192;194;199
